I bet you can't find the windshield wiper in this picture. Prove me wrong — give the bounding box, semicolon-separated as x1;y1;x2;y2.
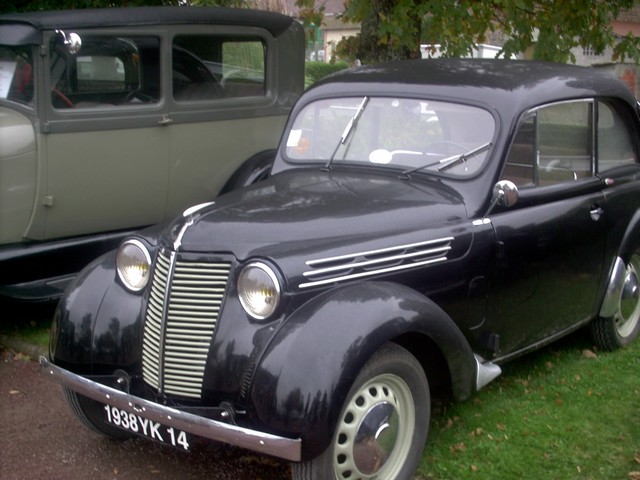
401;142;492;177
323;96;370;170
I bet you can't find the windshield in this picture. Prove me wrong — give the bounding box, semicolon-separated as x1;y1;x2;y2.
0;45;34;105
285;96;495;177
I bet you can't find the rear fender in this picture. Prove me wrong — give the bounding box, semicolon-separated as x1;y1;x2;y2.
600;209;640;318
617;209;640;262
249;281;476;460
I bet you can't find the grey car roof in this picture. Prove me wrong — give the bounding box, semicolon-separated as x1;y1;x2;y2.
0;6;296;45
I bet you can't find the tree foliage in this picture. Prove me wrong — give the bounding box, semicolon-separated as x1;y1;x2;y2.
342;0;640;64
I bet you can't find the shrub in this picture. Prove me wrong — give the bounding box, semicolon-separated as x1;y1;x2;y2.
305;60;350;88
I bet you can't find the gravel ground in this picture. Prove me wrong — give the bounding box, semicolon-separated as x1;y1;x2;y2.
0;304;292;480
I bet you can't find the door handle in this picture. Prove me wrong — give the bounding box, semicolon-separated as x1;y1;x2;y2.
590;206;604;221
158;114;173;126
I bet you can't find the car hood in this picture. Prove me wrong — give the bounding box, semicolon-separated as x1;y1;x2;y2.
163;169;472;283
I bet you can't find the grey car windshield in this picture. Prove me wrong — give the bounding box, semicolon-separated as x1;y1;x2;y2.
285;96;495;177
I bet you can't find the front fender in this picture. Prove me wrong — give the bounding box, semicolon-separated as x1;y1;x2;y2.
249;281;476;460
50;249;145;374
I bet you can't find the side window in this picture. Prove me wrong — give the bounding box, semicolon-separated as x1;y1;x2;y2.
172;35;265;101
50;35;160;109
538;101;592;184
598;101;639;172
502;101;593;187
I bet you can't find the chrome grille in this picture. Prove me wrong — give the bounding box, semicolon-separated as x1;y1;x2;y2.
300;237;454;289
142;249;231;399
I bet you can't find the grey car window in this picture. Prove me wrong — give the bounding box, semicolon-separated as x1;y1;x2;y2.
173;35;265;101
50;35;161;109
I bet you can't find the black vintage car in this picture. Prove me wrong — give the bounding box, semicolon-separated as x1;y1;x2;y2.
42;59;640;480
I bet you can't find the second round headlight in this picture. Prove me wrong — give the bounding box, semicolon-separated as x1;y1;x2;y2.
116;239;151;292
237;262;281;320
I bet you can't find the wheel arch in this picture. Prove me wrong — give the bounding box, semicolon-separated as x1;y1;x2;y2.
220;148;275;194
249;281;476;460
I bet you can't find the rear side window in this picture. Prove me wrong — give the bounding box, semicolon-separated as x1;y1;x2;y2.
598;100;638;172
172;35;265;102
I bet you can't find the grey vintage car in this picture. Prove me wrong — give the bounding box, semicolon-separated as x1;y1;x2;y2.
0;6;304;300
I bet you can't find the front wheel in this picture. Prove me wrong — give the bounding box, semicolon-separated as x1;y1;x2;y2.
63;387;134;440
291;343;430;480
591;251;640;350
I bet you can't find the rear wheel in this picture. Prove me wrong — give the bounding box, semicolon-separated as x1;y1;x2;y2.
63;387;133;440
291;343;430;480
591;251;640;350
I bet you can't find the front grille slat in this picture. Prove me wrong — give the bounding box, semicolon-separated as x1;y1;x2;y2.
142;249;231;399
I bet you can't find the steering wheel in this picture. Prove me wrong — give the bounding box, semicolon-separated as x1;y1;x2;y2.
51;87;74;108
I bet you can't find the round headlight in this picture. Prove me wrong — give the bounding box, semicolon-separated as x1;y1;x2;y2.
116;239;151;292
237;262;281;320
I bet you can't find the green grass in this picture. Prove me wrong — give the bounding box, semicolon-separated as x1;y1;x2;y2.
418;330;640;480
0;300;54;349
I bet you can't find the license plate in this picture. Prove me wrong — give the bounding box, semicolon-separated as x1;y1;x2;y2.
103;404;191;451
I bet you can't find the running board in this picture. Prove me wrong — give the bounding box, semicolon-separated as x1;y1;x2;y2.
474;354;502;391
0;274;76;302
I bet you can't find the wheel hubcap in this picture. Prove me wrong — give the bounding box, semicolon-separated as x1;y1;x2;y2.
333;374;414;479
617;256;640;337
353;402;399;474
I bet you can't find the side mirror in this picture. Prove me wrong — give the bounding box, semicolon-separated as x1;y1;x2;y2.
492;180;519;208
483;180;519;218
55;30;82;55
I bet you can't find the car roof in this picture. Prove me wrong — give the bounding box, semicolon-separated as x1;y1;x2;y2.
0;6;295;45
308;58;638;117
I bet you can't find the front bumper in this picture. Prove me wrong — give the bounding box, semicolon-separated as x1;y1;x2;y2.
39;356;302;461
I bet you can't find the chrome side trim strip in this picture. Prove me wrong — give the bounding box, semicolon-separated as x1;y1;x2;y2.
299;257;447;289
303;246;451;277
40;357;302;462
305;237;454;267
300;236;454;289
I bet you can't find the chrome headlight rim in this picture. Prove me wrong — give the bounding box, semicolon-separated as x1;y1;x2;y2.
116;238;152;292
237;261;282;321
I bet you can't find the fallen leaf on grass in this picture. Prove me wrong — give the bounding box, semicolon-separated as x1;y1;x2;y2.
582;349;598;359
628;471;640;480
634;452;640;464
450;442;467;453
